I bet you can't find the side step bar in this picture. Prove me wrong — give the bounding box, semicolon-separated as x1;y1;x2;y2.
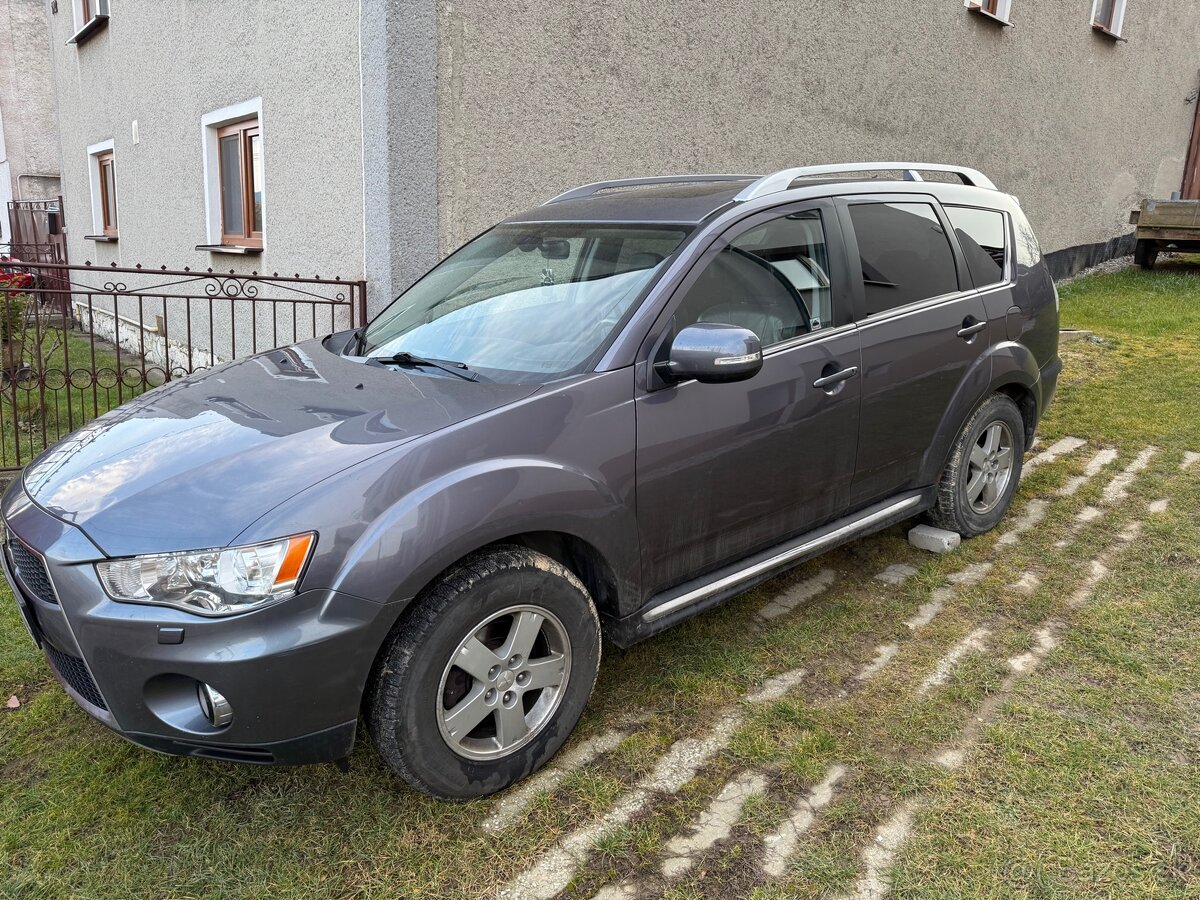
641;492;926;625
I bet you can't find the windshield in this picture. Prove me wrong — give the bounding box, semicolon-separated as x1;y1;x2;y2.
359;223;692;382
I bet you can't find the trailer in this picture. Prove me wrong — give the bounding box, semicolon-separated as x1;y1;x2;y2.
1128;199;1200;269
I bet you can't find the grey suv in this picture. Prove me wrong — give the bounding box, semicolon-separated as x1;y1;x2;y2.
2;163;1060;798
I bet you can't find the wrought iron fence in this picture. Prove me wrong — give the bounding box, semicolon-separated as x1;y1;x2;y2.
0;259;368;471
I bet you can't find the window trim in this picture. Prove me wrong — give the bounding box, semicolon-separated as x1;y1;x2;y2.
216;119;264;248
199;98;265;252
1091;0;1128;40
85;139;118;241
965;0;1013;26
97;151;117;237
67;0;109;45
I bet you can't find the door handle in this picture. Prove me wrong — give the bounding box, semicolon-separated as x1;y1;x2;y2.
812;366;859;389
957;319;987;339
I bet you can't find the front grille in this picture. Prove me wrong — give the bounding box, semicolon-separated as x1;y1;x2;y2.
43;642;107;710
8;539;57;605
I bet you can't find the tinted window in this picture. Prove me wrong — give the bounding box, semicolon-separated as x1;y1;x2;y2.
946;206;1007;287
673;210;833;347
848;202;959;316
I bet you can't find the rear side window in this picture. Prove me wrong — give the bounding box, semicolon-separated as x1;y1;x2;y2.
847;202;959;316
946;206;1007;287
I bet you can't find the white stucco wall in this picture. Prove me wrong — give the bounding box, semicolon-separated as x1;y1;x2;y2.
434;0;1200;257
48;0;365;282
0;0;62;242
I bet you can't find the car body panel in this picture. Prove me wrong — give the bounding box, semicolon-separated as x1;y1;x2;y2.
18;342;538;557
234;367;640;614
850;292;992;505
635;324;861;595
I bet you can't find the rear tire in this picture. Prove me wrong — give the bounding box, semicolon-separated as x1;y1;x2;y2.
366;546;601;799
926;394;1025;538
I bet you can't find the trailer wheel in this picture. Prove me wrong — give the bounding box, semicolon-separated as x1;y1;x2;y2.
1134;239;1159;270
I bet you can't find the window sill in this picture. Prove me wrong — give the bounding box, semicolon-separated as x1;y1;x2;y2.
966;4;1012;26
67;14;109;45
195;244;263;255
83;234;118;243
1091;23;1127;42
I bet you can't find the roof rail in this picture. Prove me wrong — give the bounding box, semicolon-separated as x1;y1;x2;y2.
733;163;998;202
544;174;756;205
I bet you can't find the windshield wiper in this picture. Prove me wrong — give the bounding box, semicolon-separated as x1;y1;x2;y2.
368;351;484;383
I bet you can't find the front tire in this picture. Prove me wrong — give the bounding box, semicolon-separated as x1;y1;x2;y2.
926;394;1025;538
366;547;601;799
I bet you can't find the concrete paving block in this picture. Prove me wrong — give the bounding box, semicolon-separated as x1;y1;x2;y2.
908;525;961;554
875;563;919;585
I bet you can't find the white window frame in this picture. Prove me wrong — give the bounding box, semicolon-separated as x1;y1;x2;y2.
1091;0;1127;37
964;0;1012;24
199;97;265;248
68;0;110;44
86;139;116;237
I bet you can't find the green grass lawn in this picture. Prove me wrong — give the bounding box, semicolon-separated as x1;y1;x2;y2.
1;260;1198;899
0;324;151;469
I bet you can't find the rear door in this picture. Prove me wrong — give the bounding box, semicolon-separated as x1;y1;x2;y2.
838;195;991;507
634;200;861;595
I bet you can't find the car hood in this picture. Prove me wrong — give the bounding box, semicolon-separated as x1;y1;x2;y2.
22;340;538;556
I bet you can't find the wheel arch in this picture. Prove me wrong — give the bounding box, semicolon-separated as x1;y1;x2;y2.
498;531;622;622
995;380;1037;447
919;341;1042;486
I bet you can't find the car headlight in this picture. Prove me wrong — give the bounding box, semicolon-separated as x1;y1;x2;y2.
95;533;316;616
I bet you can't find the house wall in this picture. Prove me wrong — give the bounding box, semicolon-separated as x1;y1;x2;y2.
432;0;1200;263
360;0;440;315
48;0;365;283
0;0;61;243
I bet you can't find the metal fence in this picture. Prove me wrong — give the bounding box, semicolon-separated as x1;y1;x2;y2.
6;197;68;266
0;258;368;471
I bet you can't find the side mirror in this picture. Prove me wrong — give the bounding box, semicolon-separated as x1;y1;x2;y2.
657;322;763;385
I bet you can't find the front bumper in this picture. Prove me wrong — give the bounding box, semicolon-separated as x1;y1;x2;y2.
1;482;403;765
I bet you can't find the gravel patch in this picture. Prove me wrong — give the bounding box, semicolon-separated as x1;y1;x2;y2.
1054;256;1134;287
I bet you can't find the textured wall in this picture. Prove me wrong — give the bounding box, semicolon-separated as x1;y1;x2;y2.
435;0;1200;255
49;0;364;280
362;0;440;313
0;0;61;242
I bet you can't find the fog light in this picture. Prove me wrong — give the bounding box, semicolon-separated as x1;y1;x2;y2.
197;682;233;728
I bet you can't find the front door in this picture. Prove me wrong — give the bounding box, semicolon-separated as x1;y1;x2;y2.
839;197;991;506
635;202;861;595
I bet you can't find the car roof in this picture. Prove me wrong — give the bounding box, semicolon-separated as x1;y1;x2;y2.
504;180;756;226
503;165;1009;227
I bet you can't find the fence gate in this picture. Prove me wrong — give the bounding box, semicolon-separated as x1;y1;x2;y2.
0;259;368;471
5;197;68;265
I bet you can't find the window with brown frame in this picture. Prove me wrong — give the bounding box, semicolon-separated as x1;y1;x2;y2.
1091;0;1127;36
965;0;1012;25
217;119;264;248
97;151;118;237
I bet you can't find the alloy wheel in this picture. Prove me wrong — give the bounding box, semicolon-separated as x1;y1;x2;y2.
966;421;1015;514
436;605;571;761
